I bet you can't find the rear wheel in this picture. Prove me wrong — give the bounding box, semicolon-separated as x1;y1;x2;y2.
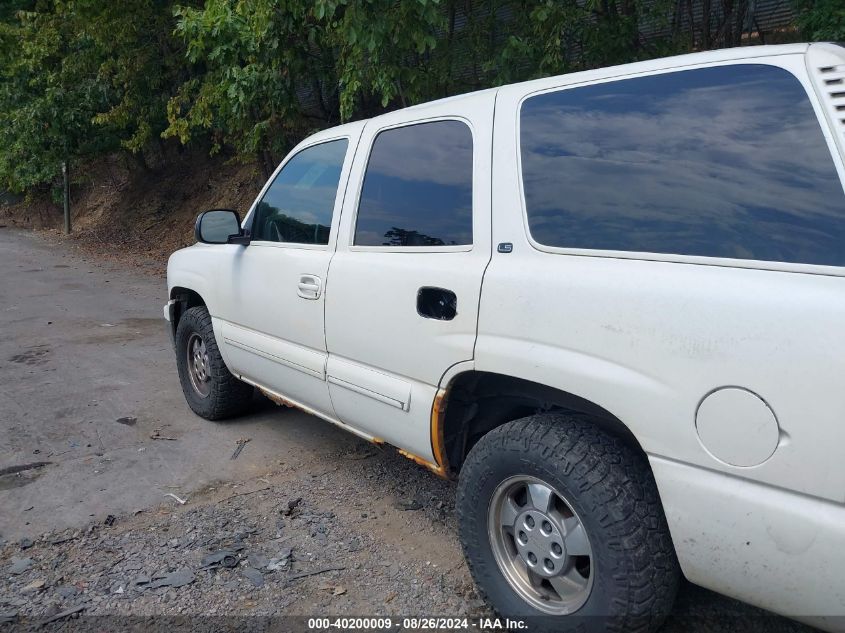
456;413;679;633
175;305;253;420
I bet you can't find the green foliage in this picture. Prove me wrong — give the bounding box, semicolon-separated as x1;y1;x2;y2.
0;3;110;191
473;0;684;86
794;0;845;41
163;0;335;175
318;0;445;117
83;0;185;153
0;0;840;194
161;0;690;161
0;0;183;192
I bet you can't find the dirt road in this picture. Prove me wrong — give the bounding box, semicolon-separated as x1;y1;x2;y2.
0;229;812;631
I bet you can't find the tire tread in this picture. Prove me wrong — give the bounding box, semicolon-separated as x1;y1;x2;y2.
175;306;253;420
456;413;679;633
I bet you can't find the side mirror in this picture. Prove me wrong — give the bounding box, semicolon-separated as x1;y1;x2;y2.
194;209;250;245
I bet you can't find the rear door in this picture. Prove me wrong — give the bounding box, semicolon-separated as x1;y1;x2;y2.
324;93;494;462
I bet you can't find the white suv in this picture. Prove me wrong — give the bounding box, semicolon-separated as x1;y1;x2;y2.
166;43;845;632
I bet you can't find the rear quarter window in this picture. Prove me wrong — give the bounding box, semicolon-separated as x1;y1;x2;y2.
519;64;845;267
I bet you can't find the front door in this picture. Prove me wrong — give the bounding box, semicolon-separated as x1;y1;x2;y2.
324;94;495;462
213;128;360;419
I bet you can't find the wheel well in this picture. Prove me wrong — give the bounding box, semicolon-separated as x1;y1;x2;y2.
440;371;644;474
169;287;206;336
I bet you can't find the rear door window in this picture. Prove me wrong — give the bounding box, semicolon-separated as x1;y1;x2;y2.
354;120;473;247
520;64;845;267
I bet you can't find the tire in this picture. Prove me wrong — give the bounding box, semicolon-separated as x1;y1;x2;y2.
175;305;254;420
456;413;679;633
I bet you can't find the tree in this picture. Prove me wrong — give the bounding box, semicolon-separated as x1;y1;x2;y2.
1;0;836;197
82;0;186;161
794;0;845;41
163;0;339;178
0;0;183;192
0;2;113;192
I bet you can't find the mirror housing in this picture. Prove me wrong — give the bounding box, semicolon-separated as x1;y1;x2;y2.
194;209;250;245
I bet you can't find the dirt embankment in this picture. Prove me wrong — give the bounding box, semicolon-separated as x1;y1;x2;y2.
0;152;263;267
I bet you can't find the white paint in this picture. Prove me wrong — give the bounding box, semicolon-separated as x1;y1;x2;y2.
695;388;780;467
652;457;845;630
322;92;494;460
326;356;412;411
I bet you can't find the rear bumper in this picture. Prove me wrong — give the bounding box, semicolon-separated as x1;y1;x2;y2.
651;456;845;630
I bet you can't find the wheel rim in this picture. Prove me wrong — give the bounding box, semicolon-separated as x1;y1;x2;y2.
186;333;211;398
487;475;594;615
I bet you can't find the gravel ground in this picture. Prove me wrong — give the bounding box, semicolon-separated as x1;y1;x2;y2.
0;440;816;632
1;443;487;625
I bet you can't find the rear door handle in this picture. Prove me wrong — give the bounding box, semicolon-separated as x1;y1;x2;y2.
297;274;322;300
417;286;457;320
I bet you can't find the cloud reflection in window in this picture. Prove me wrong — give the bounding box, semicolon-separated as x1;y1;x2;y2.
355;120;473;247
520;64;845;266
253;139;348;245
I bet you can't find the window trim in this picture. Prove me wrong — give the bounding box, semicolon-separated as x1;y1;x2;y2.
348;116;476;253
514;56;845;277
245;135;351;250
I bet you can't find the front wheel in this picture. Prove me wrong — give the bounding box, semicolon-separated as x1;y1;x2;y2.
456;413;679;633
175;305;254;420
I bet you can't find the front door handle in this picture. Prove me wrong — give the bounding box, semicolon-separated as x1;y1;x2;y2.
297;274;322;300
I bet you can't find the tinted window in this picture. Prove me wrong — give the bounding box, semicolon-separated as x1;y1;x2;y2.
354;121;473;246
520;64;845;266
252;139;348;244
